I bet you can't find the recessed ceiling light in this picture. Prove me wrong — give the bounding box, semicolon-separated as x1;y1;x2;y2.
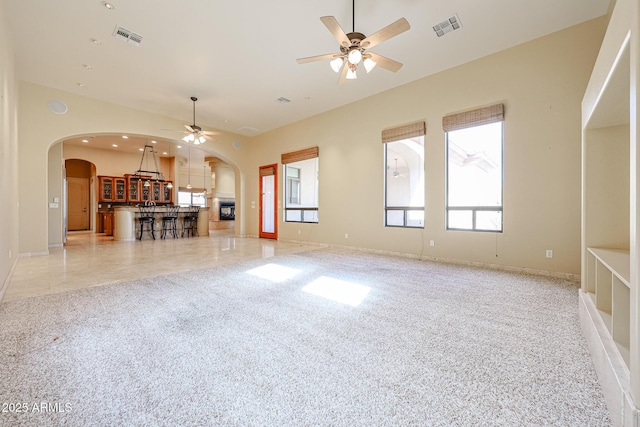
162;152;168;155
76;83;86;87
82;139;89;143
122;135;128;139
90;38;102;45
102;2;115;10
139;148;144;151
151;140;157;144
177;145;182;148
112;144;118;147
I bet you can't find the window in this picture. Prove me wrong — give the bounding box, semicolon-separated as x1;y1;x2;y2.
286;167;301;204
383;122;426;228
178;189;206;207
282;147;319;223
444;104;504;232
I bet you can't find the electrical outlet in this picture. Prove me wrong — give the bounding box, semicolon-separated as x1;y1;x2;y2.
345;233;349;239
546;250;553;259
429;240;435;247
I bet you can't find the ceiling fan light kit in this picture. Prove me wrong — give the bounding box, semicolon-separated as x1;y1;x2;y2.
296;0;410;84
175;96;220;145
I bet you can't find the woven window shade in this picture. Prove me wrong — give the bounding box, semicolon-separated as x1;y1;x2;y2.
442;103;504;132
281;146;319;164
259;166;276;176
381;121;426;144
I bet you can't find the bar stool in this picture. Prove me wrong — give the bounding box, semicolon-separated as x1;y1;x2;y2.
182;206;200;237
161;205;180;239
138;205;156;240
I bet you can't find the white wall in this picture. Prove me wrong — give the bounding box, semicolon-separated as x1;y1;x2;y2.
247;17;608;275
0;0;19;298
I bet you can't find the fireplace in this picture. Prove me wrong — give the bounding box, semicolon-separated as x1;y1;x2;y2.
219;201;235;221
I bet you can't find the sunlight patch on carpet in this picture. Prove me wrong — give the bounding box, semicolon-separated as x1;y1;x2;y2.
302;276;371;307
246;263;301;283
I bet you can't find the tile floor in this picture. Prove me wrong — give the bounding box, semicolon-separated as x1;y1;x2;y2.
3;231;319;302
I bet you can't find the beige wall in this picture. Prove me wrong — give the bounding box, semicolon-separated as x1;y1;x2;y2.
247;17;608;275
12;16;607;275
17;82;251;254
0;0;19;296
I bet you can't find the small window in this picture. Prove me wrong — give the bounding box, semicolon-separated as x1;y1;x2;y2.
178;189;206;207
444;105;504;232
282;147;319;223
286;167;301;204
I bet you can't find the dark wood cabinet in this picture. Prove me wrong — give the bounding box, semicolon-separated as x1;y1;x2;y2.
126;175;141;203
152;181;162;202
114;178;126;202
98;176;114;202
103;175;172;204
163;182;173;204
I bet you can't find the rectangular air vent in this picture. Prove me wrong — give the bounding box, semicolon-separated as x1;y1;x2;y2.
237;126;262;136
113;25;144;46
433;14;462;37
275;97;291;104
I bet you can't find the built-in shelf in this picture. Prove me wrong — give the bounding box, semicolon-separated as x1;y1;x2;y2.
586;247;630;367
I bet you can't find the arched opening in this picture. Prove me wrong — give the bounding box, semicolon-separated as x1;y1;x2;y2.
48;133;242;246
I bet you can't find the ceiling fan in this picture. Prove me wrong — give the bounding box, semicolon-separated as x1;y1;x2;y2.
296;0;410;84
179;97;220;145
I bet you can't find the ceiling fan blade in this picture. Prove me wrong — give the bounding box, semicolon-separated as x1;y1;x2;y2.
202;130;221;135
337;62;349;85
185;124;195;132
367;52;403;72
297;53;341;64
360;17;410;49
320;16;351;48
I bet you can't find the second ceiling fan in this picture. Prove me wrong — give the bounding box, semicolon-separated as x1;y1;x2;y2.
297;0;410;84
182;97;220;145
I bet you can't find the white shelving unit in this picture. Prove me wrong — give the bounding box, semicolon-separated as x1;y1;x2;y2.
586;247;630;366
580;1;638;425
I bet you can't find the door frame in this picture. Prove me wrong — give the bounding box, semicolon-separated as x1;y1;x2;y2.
259;164;278;239
67;176;90;231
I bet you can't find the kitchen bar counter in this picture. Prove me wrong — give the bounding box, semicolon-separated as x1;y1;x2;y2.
113;206;209;241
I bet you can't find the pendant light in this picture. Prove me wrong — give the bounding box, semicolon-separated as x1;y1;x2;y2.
166;141;173;189
186;145;192;189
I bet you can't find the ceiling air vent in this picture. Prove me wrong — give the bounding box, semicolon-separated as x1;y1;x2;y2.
275;97;291;104
237;126;261;136
113;25;143;46
433;14;462;38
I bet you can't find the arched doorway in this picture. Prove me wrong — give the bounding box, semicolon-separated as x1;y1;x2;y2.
48;133;244;247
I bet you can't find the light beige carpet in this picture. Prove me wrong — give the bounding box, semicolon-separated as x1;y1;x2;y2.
0;248;611;426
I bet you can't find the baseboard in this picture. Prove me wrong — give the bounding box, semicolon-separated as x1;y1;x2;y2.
280;238;580;282
20;250;49;257
579;290;639;427
0;254;21;304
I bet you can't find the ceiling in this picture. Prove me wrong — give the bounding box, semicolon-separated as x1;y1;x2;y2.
5;0;610;137
64;135;211;168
